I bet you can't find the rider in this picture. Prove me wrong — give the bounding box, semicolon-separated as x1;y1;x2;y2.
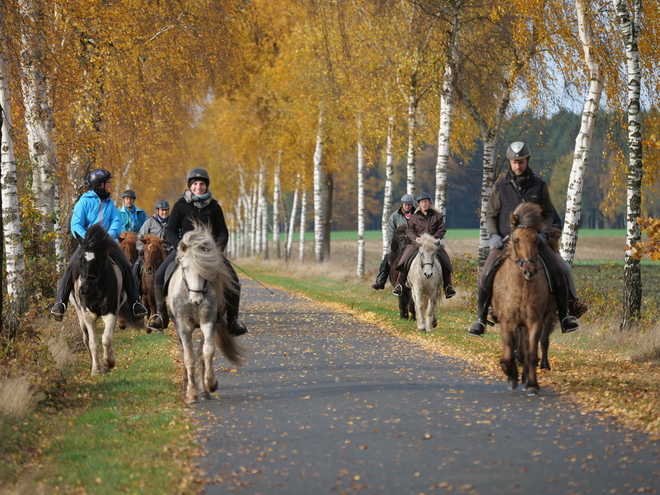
146;168;248;337
118;189;148;233
372;194;415;290
467;141;587;337
393;192;456;299
50;169;148;320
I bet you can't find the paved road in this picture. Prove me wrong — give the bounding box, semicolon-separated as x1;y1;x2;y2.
194;279;660;494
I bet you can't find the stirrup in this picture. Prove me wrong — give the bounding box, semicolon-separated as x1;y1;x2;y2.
445;285;456;299
561;316;580;333
133;302;148;317
147;314;164;331
467;321;486;337
392;284;403;297
50;301;66;321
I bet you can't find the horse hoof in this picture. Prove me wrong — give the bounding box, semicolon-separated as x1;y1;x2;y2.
526;388;539;397
540;363;551;371
507;380;518;391
145;327;153;334
200;391;212;401
185;396;198;405
521;383;527;391
209;379;219;393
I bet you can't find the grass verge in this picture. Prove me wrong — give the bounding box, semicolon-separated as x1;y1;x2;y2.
236;259;660;438
0;328;198;495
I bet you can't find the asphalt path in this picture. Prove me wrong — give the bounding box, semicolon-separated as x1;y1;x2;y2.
193;279;660;495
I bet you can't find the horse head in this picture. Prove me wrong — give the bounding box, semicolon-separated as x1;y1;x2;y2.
118;231;138;266
142;235;165;275
509;203;544;281
77;224;112;296
415;234;440;279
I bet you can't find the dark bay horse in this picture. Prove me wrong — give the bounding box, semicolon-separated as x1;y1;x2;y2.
388;226;415;320
491;203;557;396
140;235;166;323
167;224;244;403
118;231;138;267
70;224;143;375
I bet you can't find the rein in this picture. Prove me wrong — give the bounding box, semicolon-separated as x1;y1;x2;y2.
181;266;208;295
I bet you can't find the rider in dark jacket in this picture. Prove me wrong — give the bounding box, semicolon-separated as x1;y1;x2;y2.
147;168;247;337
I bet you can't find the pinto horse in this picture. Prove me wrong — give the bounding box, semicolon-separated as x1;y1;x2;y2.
407;233;443;332
167;224;244;403
491;203;557;396
70;224;143;375
388;226;415;320
140;235;166;321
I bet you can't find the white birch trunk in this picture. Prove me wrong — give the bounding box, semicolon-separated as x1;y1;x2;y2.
357;120;365;277
299;188;307;264
1;51;28;314
559;0;604;264
406;93;417;196
381;115;395;257
613;0;643;328
273;154;281;259
250;182;258;257
257;160;267;256
18;0;58;240
477;134;498;268
313;110;324;263
435;62;453;222
286;173;300;261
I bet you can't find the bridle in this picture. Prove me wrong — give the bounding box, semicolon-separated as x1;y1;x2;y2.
181;266;208;296
509;224;538;269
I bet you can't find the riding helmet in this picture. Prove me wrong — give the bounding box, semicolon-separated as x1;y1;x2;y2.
416;192;432;202
187;167;210;187
85;169;112;188
155;199;170;210
400;194;414;204
506;141;531;161
122;189;137;199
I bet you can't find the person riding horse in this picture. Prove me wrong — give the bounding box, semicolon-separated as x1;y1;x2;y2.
118;189;148;233
372;194;415;290
146;168;248;337
133;199;172;285
467;141;588;337
393;192;456;299
50;169;148;320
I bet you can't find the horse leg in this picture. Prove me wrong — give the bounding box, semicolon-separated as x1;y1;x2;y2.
200;321;218;397
412;285;425;331
84;314;103;375
425;294;436;332
540;324;551;370
178;323;198;404
101;313;117;371
524;324;543;396
499;324;518;390
399;295;408;319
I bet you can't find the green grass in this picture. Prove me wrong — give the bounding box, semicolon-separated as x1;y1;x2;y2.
8;330;196;494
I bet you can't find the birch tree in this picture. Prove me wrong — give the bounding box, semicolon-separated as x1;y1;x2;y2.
273;154;281;259
313;110;324;263
381;115;395;256
357;119;365;277
299;187;308;263
286;173;300;261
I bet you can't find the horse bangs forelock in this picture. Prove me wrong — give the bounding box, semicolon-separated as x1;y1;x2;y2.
84;224;115;254
511;203;544;231
418;233;437;251
178;224;229;295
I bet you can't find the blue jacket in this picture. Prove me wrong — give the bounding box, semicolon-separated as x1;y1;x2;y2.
118;204;148;233
70;191;123;241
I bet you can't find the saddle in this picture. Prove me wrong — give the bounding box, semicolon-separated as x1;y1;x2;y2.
402;250;418;273
162;259;179;297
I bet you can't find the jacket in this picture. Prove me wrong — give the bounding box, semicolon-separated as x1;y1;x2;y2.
406;207;446;242
165;196;229;251
386;207;412;250
70;191;122;241
118;204;148;233
137;214;172;253
487;169;553;237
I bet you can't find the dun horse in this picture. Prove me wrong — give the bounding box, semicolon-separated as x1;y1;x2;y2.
491;203;557;396
140;235;166;323
388;226;415;320
167;224;244;403
70;224;143;375
407;233;443;332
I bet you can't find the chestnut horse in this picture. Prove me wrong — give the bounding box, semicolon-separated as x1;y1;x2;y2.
388;226;415;320
140;235;166;322
118;231;138;267
491;203;557;396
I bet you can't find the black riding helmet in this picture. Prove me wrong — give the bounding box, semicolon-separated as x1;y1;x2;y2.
505;141;531;161
85;169;112;188
155;200;170;210
416;192;432;202
122;189;137;199
187;168;210;187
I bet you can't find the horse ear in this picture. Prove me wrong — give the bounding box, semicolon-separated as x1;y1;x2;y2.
510;212;519;228
179;241;187;253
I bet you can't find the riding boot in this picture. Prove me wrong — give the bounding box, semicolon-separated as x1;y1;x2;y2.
225;287;248;336
441;265;456;298
372;257;389;290
467;288;491;337
392;270;406;297
555;284;579;333
147;284;168;332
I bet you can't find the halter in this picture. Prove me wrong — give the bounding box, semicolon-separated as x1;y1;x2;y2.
510;224;538;269
181;266;208;295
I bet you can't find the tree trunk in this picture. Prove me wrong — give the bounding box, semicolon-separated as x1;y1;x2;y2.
406;89;417;196
257;159;267;257
322;172;333;261
435;62;453;224
250;182;258;257
299;188;307;263
477;133;498;268
286;174;300;261
313;109;324;263
613;0;643;329
381;115;394;257
1;50;28;316
273;153;281;259
560;0;604;265
357;120;365;277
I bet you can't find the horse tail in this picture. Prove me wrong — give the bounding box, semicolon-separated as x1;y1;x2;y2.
214;320;245;368
118;302;145;330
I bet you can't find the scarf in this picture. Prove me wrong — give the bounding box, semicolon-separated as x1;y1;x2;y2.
183;189;213;209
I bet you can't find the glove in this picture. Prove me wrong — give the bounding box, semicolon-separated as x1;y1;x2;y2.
537;232;548;244
489;234;503;250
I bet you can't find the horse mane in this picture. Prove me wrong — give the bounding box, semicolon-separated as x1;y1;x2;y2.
84;223;116;254
142;234;164;248
177;222;236;297
417;233;438;252
118;231;137;244
510;203;544;231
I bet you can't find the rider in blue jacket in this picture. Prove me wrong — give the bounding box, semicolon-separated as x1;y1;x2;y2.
50;169;148;320
118;189;148;233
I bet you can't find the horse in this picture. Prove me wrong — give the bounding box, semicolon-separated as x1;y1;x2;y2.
491;202;557;396
118;231;138;267
388;226;415;320
69;223;143;375
140;235;166;323
167;224;244;403
406;233;443;332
